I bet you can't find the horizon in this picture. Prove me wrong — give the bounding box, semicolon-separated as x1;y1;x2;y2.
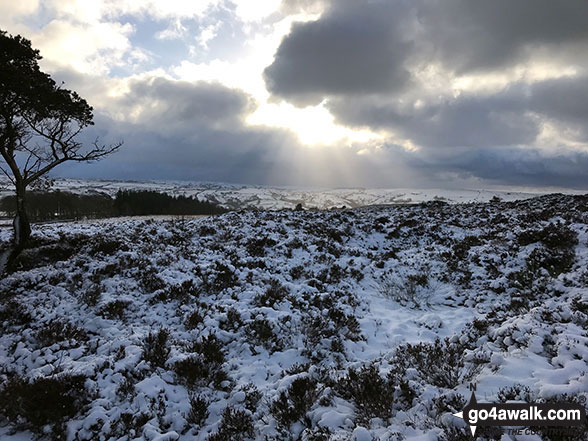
2;175;587;200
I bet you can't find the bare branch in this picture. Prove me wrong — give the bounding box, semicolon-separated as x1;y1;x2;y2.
71;139;124;162
0;165;16;185
23;151;33;173
24;157;66;186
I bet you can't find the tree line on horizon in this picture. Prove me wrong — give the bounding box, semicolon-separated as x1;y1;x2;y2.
0;189;226;222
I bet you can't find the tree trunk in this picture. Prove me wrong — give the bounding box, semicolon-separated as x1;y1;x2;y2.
13;181;31;248
2;182;30;274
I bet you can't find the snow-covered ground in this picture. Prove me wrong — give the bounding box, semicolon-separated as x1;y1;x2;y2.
1;177;586;211
0;194;587;440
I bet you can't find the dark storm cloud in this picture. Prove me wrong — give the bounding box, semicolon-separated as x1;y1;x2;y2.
48;69;255;131
264;0;413;105
78;118;290;184
58;115;300;184
266;0;588;104
329;91;538;149
417;0;588;74
329;74;588;149
406;146;588;189
528;76;588;140
115;77;256;131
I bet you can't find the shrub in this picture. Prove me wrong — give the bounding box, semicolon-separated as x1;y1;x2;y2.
206;262;238;293
301;427;332;441
190;334;225;364
175;357;210;387
198;225;217;236
518;222;578;249
99;299;131;320
496;384;533;403
335;363;394;423
526;247;575;278
80;284;101;306
378;272;431;308
239;383;262;413
0;373;89;437
186;395;209;427
253;279;289;308
247;317;281;352
138;267;166;293
246;236;277;257
163;279;199;303
9;242;77;272
270;377;318;429
143;329;171;368
0;299;32;329
90;238;126;256
112;412;151;439
35;319;87;348
303;309;362;354
571;296;588;315
390;338;471;389
438;426;472;441
185;310;204;330
174;337;228;390
432;391;467;416
207;406;254;441
219;307;242;331
116;375;136;399
289;265;305;279
452;236;482;260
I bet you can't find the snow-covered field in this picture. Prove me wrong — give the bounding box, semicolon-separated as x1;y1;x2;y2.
0;194;587;440
2;177;585;211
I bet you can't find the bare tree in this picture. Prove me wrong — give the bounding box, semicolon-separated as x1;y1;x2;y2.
0;30;122;259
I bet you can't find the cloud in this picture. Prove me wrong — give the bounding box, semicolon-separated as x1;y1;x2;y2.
46;71;416;187
527;76;588;140
328;91;536;150
155;19;188;40
263;0;414;105
0;0;38;20
278;0;327;14
46;74;298;184
45;0;222;23
264;0;588;103
41;67;588;189
109;76;256;132
28;19;135;74
328;74;588;149
3;0;588;189
417;0;588;74
407;145;588;189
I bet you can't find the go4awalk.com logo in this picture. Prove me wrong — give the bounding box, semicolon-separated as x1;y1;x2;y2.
452;387;586;438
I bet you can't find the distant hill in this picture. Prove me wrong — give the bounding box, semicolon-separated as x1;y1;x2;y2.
1;177;584;211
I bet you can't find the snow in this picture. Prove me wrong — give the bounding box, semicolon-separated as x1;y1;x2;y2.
352;426;372;441
0;193;586;440
1;177;585;214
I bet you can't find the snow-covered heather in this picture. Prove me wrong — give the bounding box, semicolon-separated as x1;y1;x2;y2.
0;194;587;440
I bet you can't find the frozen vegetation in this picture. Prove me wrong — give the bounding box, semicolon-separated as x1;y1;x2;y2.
0;194;587;440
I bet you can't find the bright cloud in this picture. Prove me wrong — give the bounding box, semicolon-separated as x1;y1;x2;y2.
30;19;134;74
248;101;381;146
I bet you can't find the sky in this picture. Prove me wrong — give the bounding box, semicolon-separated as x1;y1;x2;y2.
2;0;588;189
